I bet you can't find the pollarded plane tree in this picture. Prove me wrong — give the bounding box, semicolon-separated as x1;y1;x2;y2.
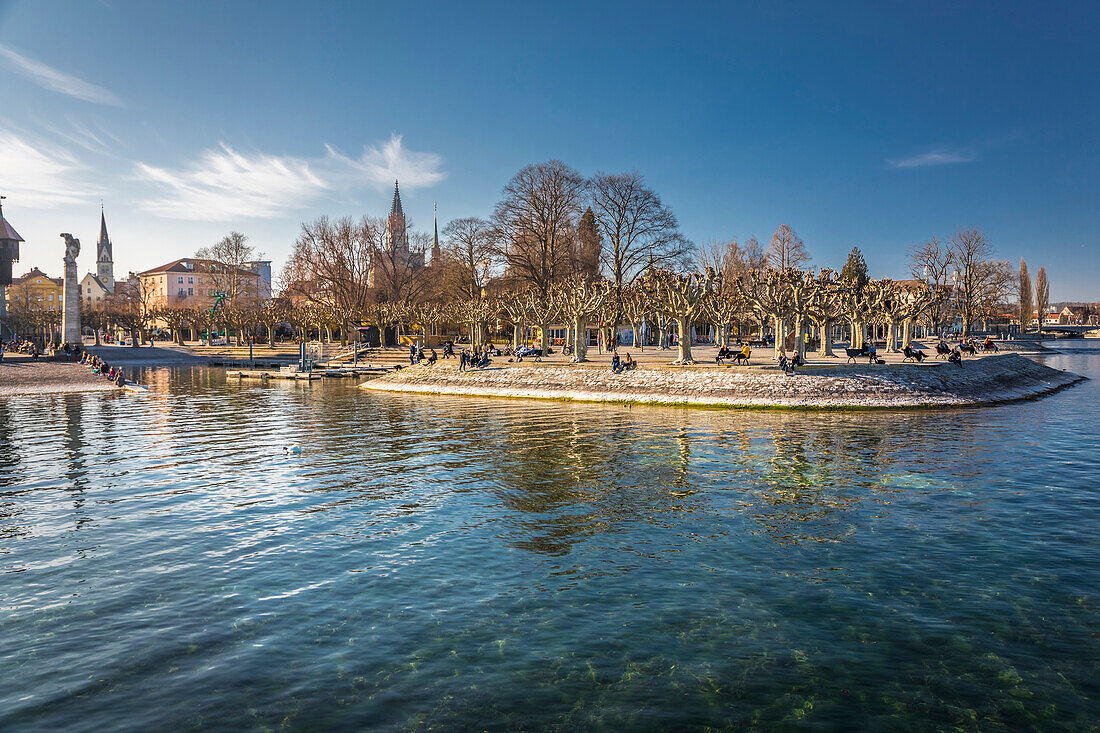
153;305;194;346
878;281;936;352
805;269;844;358
499;290;528;349
411;301;445;343
619;285;652;349
640;267;716;364
551;276;609;363
448;296;497;352
783;268;818;359
838;274;886;349
705;274;751;348
521;287;561;354
734;269;795;358
257;297;290;347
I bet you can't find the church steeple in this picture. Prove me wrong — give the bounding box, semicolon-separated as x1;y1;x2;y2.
96;205;115;291
431;202;441;265
390;180;404;218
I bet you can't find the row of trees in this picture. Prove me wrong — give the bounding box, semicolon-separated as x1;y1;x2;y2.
4;160;1049;353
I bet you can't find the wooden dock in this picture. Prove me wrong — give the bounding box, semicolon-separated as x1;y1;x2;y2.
227;365;398;381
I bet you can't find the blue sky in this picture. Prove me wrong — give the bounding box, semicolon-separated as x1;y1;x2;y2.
1;0;1097;299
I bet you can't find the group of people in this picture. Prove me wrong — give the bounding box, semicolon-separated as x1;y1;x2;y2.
80;352;128;387
0;337;44;361
776;349;805;375
716;341;753;364
0;338;88;362
458;347;493;372
610;351;636;373
409;344;440;366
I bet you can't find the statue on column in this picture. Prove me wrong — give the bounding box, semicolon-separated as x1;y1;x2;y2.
60;233;82;347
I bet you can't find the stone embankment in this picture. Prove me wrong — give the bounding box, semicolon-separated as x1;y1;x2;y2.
362;353;1084;409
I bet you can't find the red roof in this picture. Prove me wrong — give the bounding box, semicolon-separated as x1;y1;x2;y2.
137;258;258;278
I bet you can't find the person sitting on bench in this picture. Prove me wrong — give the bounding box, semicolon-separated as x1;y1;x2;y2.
903;345;926;363
621;352;636;371
948;347;963;365
982;336;999;352
716;345;734;363
736;343;751;365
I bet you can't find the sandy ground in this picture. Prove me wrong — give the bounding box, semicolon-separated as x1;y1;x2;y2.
0;355;119;396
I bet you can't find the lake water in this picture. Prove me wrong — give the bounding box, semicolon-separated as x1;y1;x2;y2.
2;343;1098;730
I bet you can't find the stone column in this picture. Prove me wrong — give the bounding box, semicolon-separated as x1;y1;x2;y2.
60;234;81;346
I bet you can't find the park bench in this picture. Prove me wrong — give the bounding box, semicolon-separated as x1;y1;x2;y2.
902;346;927;363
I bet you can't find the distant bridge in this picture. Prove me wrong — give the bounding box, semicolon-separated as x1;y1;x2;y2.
1038;324;1100;335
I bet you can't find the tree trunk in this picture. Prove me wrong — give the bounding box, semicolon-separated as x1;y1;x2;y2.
571;316;587;362
817;320;835;357
512;322;522;349
676;316;693;363
533;322;545;353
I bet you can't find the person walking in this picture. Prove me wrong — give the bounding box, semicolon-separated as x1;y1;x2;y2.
459;350;467;372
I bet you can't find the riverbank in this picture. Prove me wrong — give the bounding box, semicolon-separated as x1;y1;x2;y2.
361;352;1085;409
0;355;119;396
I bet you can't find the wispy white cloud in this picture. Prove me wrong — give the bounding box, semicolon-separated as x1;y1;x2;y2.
325;134;447;189
136;135;446;220
888;148;976;169
0;129;91;208
135;145;331;220
0;44;123;107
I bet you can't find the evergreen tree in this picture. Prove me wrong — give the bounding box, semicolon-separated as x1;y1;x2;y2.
574;207;602;279
840;247;869;290
1018;259;1033;332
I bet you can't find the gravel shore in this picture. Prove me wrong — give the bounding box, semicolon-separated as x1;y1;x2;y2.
363;353;1085;409
0;355;119;396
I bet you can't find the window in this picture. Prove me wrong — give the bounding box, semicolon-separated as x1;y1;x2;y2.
178;288;186;297
187;277;193;284
188;288;194;296
178;276;184;283
47;294;53;301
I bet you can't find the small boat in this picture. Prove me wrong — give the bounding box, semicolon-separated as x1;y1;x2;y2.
122;383;149;393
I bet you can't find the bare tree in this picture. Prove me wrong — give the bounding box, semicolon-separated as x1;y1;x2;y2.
589;171;691;332
767;224;810;270
1018;259;1033;333
909;237;953;337
1035;266;1050;329
492;160;585;298
948;228;1007;336
196;231;260;303
284;216;377;313
440;217;495;301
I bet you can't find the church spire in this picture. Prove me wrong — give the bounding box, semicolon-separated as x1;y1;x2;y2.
431;202;441;264
96;205;115;291
390;180;404;218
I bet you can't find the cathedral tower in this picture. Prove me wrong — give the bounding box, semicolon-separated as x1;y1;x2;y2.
96;207;115;292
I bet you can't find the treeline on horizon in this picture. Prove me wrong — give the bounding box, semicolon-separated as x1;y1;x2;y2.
4;161;1071;358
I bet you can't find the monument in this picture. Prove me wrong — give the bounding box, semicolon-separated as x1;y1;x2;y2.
61;233;81;345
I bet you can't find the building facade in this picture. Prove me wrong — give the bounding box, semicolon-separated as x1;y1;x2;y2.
137;257;261;309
